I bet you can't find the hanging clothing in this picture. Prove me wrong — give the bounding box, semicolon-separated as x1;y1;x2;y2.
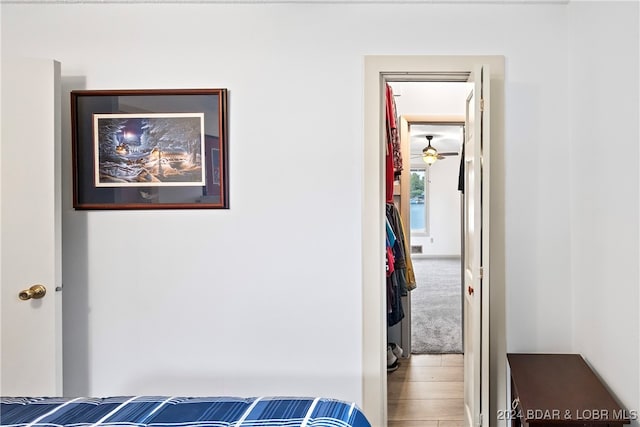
386;203;414;293
383;84;411;327
458;143;465;193
385;83;402;203
396;213;416;290
387;273;404;327
385;221;396;278
386;85;402;177
385;202;416;326
385;213;403;326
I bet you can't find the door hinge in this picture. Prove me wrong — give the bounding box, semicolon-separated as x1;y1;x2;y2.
477;413;483;427
480;99;485;112
479;267;484;280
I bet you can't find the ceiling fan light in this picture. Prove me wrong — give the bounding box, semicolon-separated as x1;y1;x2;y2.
422;146;438;165
423;153;438;165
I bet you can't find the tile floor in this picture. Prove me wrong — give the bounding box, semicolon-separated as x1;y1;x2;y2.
387;353;464;427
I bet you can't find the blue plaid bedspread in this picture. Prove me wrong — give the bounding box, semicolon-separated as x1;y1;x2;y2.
0;396;371;427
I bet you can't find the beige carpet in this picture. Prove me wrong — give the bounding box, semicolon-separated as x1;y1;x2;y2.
410;257;463;354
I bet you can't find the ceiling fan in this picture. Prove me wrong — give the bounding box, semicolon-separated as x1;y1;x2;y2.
412;135;459;165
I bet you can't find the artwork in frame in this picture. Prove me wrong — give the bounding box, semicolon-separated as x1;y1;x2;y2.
71;89;228;209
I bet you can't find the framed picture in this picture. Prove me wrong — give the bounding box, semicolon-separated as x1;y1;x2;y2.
71;89;228;209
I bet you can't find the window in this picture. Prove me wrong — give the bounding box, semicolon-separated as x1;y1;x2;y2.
409;168;428;234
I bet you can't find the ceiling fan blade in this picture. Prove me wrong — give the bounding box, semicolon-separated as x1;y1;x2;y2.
438;152;459;156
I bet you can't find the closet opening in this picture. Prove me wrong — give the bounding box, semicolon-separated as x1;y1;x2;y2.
385;81;471;426
363;55;505;427
404;122;465;355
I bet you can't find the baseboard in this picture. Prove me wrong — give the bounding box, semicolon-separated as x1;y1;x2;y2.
410;255;461;260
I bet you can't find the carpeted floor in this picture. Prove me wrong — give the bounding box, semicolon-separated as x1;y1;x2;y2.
410;257;462;354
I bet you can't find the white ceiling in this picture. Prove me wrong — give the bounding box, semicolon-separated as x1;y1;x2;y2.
409;123;463;157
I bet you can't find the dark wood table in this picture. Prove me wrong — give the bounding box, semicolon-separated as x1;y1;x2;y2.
507;354;630;426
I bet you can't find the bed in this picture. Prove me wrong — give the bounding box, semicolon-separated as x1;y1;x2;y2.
0;396;371;427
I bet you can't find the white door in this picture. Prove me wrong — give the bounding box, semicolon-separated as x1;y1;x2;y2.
463;64;490;427
1;57;62;396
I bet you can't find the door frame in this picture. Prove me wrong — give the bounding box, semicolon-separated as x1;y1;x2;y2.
362;55;506;427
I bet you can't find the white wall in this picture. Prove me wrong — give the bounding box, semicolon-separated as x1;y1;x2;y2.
418;155;462;257
2;1;636;423
501;5;574;355
568;1;640;421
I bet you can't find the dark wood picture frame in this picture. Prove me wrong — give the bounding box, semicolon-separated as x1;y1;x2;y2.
71;89;228;210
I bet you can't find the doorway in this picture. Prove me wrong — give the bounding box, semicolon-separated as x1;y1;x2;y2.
405;123;464;355
362;55;506;427
385;83;468;425
387;82;470;357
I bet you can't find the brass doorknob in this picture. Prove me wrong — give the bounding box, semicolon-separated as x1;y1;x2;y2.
19;284;47;300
